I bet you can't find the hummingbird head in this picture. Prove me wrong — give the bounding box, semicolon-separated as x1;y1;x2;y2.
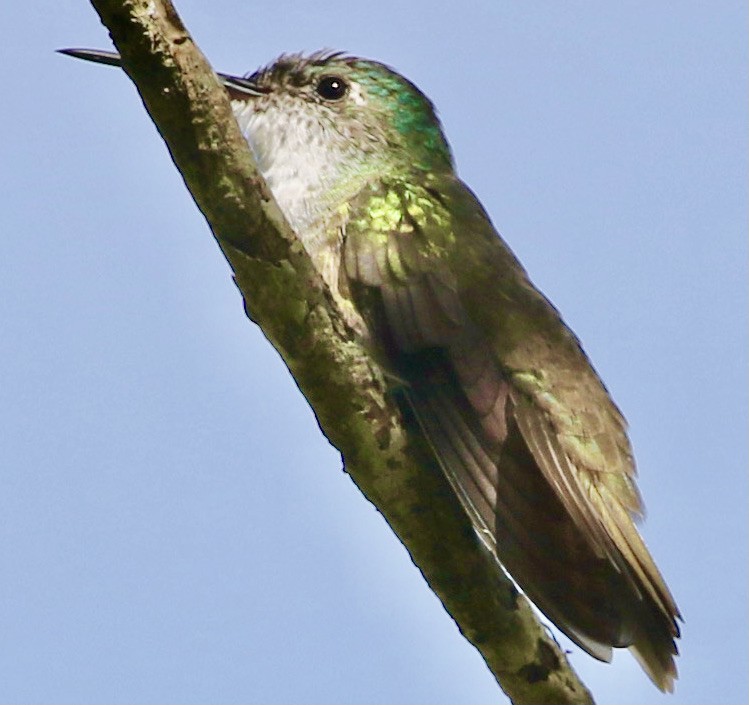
226;51;454;230
58;47;454;233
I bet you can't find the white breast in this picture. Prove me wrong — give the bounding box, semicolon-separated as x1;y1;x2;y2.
231;98;370;338
232;99;342;234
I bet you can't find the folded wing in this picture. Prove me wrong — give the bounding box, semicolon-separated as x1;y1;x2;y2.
342;176;680;691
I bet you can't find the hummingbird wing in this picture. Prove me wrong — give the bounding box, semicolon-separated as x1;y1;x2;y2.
342;175;680;691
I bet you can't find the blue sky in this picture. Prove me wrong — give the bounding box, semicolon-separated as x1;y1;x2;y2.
1;2;746;703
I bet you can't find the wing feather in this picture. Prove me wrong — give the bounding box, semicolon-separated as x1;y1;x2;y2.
342;176;680;691
513;393;622;564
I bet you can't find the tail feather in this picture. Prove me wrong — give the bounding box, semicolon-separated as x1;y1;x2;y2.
403;363;681;692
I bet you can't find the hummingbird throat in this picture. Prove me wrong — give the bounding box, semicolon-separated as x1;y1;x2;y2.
232;98;377;234
231;97;374;337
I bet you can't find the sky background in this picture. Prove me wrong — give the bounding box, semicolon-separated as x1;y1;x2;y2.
1;2;746;704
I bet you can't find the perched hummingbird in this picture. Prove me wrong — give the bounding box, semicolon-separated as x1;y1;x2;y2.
61;48;681;691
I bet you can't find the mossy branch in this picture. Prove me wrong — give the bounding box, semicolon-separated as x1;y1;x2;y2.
83;1;595;702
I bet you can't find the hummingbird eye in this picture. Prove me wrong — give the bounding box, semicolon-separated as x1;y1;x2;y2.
316;75;348;101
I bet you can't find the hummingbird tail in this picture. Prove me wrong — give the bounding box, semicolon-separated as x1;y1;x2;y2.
628;604;679;693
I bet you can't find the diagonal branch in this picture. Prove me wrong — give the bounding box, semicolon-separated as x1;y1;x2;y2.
82;1;595;703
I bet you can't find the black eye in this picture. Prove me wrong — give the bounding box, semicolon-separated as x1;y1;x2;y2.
316;76;348;101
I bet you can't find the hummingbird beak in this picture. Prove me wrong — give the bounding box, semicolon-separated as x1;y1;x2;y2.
58;48;269;98
58;47;123;67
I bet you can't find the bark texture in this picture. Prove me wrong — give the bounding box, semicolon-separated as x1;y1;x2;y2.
84;2;596;702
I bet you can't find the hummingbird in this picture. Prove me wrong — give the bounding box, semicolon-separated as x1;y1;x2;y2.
61;47;681;691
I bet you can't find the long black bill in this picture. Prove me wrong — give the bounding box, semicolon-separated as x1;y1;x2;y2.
58;48;269;97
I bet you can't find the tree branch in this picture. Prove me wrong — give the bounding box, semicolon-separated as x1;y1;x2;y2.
83;1;595;702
